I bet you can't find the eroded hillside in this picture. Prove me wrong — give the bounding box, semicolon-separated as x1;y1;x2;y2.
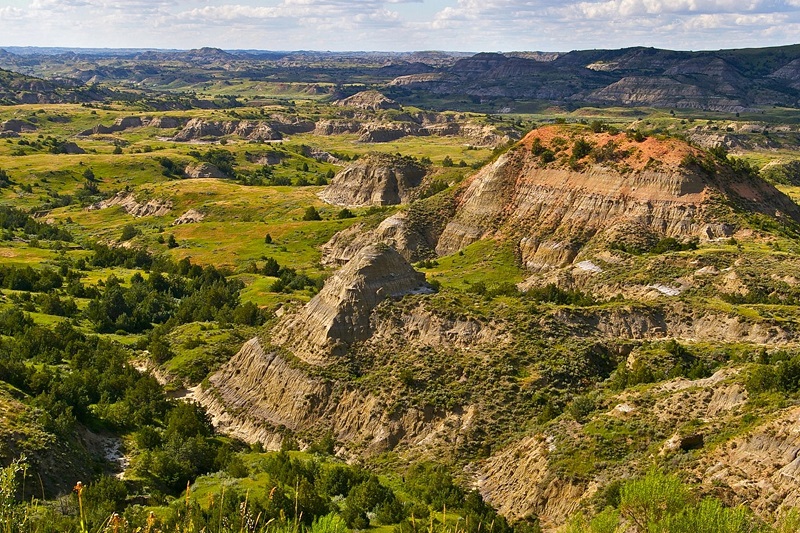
3;71;800;532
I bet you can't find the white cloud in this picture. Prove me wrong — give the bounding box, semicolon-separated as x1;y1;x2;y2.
0;0;798;51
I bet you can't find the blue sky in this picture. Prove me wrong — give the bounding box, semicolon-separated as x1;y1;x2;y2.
0;0;799;52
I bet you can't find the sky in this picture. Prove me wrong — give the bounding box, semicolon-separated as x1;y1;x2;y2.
0;0;799;52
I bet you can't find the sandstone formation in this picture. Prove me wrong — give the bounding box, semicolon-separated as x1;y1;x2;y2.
336;90;402;111
272;243;430;364
87;192;172;217
173;118;282;142
1;119;36;133
478;436;587;526
184;162;227;178
79;115;184;136
321;214;413;265
436;126;800;271
172;209;205;225
319;153;427;207
313;120;362;135
196;337;472;454
697;405;800;519
321;193;455;265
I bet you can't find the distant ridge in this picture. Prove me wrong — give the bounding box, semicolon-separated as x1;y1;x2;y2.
0;45;799;110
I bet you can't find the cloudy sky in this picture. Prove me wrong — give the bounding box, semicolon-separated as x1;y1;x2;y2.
0;0;799;52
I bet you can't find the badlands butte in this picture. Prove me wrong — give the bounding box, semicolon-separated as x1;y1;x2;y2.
4;45;800;532
198;125;800;528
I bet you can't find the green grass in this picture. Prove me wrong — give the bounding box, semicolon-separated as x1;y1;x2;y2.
0;243;61;266
287;133;493;166
165;322;256;385
423;239;525;290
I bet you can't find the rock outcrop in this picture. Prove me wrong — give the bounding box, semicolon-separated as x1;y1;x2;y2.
336;90;402;111
313;120;362;135
79;115;184;136
148;116;182;129
551;304;794;345
311;114;511;146
172;209;205;225
321;193;454;265
173;119;282;142
87;192;172;217
1;119;36;133
586;76;750;113
436;126;800;271
319;154;427;207
321;214;415;265
197;337;472;454
696;405;800;520
184;162;227;178
478;436;587;526
59;142;85;154
272;244;430;365
357;123;416;143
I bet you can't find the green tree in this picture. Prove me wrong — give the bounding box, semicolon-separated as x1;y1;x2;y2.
0;168;12;188
82;168;97;182
303;206;322;221
120;224;138;241
572;138;594;159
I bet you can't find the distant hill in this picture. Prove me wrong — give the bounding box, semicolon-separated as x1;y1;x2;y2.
389;45;800;112
0;67;97;104
0;45;799;111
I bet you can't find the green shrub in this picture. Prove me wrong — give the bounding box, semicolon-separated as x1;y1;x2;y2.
310;513;348;533
572;138;594;160
653;498;767;533
303;206;322;221
568;395;597;423
405;462;464;508
119;224;139;241
619;469;691;530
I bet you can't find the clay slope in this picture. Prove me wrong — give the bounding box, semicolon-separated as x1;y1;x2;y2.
78;115;183;136
173;118;284;142
272;243;430;365
395;46;800;110
478;368;752;529
437;126;800;271
696;405;800;519
0;67;106;104
322;193;456;265
197;336;476;455
336;89;401;111
87;192;172;217
320;153;427;207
